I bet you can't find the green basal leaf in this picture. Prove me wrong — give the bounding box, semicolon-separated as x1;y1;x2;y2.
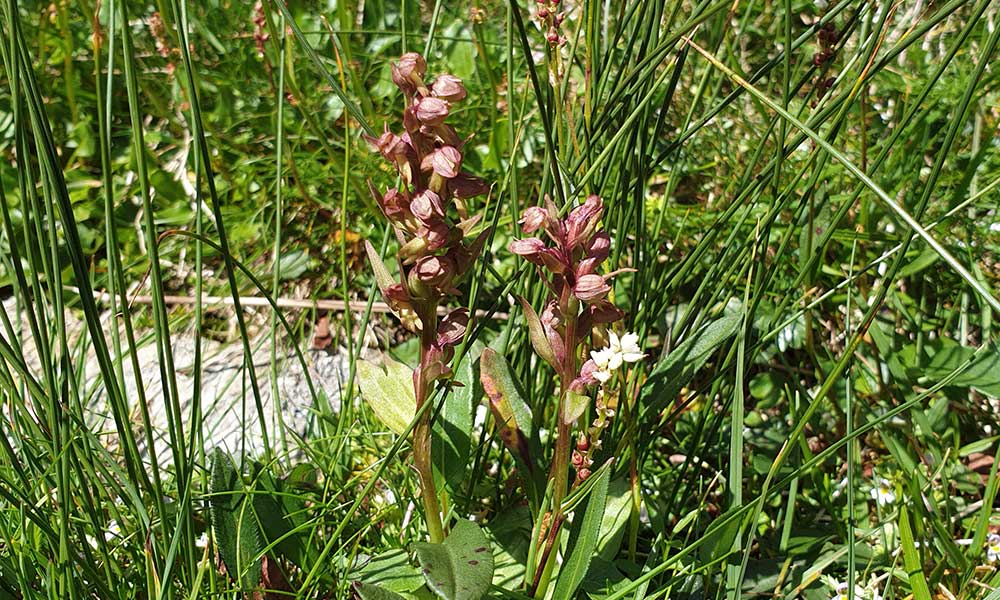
414;520;494;600
433;352;476;493
209;448;261;590
354;581;411;600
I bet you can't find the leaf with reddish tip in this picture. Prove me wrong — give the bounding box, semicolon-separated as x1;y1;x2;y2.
479;349;541;503
516;296;558;369
365;240;397;297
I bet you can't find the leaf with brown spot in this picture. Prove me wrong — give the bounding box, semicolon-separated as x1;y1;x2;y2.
479;348;541;502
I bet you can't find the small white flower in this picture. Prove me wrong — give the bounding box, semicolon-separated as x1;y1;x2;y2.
590;347;614;370
831;581;867;600
590;332;645;385
105;519;120;542
870;477;895;506
990;223;1000;233
987;533;1000;563
831;476;848;499
616;332;645;364
195;532;209;549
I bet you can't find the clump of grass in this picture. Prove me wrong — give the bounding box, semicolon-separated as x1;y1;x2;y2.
1;0;999;598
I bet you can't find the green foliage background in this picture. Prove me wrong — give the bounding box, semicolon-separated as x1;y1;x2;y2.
2;0;1000;598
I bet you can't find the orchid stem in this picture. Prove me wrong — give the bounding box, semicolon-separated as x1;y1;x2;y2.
415;312;445;544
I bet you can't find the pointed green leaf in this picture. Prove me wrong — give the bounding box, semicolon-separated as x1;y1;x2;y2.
899;506;933;600
414;520;494;600
552;464;611;600
638;310;741;426
209;448;261;590
433;353;476;493
479;349;539;484
250;466;307;567
354;549;426;594
357;357;416;435
563;390;590;425
365;239;397;297
516;296;557;368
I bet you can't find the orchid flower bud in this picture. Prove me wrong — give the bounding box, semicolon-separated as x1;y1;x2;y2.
415;97;450;127
392;52;427;93
403;105;421;133
508;237;546;257
421;345;453;382
421;145;462;179
566;195;604;248
418;220;451;251
509;238;566;273
519;206;551;234
398;236;429;264
586;231;611;263
410;190;444;223
573;273;611;301
413;255;455;290
437;308;469;347
431;74;468;102
385;283;423;332
448;173;489;199
587;299;625;324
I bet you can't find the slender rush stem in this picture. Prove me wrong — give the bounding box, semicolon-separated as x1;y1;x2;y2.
414;310;445;543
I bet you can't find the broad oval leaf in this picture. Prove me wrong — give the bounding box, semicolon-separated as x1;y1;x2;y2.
357;357;416;435
414;519;494;600
353;582;410;600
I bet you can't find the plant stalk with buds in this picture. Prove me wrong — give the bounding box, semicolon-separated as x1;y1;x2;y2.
508;195;643;595
365;52;489;543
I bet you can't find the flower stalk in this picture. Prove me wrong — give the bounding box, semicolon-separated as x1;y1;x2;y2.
365;52;489;543
508;195;644;596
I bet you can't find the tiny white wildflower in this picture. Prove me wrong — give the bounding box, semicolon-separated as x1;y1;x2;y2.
831;476;849;499
987;533;1000;563
990;222;1000;233
590;347;614;370
831;581;868;600
195;532;209;549
870;477;895;506
105;519;120;542
617;332;645;364
590;332;645;385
